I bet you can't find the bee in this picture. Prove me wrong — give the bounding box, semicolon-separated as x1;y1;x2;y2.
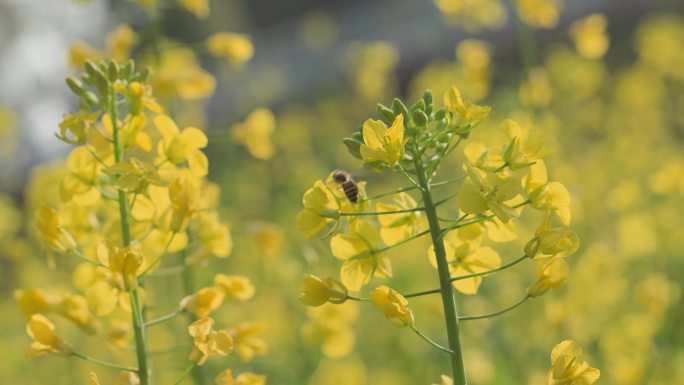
332;169;359;203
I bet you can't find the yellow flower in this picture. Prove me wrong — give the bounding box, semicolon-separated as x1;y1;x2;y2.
516;0;562;29
443;86;490;134
152;47;216;100
179;0;209;18
191;212;233;261
375;192;425;246
459;163;520;223
68;41;104;69
432;375;453;385
359;114;405;166
369;285;414;327
231;322;268;362
297;180;339;239
518;67;553;107
524;161;572;226
546;340;600;385
215;369;266;385
181;287;225;317
106;24;138;63
25;314;73;357
114;82;163;115
188;317;234;365
525;214;579;258
57;110;99;145
154;114;208;176
570;14;610;60
429;230;501;295
330;219;391;292
301;302;358;359
97;242;143;291
527;257;570;297
231;108;276;160
207;33;254;67
14;289;61;316
169;176;201;232
501;119;549;170
35;204;77;253
299;274;348;306
90;371;140;385
214;274;255;301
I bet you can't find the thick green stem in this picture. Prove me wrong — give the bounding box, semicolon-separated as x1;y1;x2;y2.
413;156;468;384
110;88;151;385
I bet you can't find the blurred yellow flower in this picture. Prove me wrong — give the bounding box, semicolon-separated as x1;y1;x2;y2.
25;314;72;357
299;274;348;306
546;340;600;384
97;242;144;291
207;33;254;67
192;212;233;260
570;14;610;60
169;176;201;231
179;0;209;18
369;285;414;327
528;257;569;297
181;287;225;317
68;41;104;69
459;163;519;223
526;214;579;258
359;114;405;166
501;119;549;170
518;67;553;107
517;0;563;29
231;322;268;362
215;369;266;385
330;219;391;292
188;317;234;365
525;161;572;226
106;24;138;63
443;86;490;134
214;274;255;301
90;371;140;385
231;108;276;160
35;204;77;253
302;302;358;359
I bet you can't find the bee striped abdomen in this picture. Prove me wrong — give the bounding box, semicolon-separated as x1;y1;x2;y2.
341;180;359;203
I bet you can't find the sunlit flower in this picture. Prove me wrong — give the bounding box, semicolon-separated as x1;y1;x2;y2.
231;108;276;160
299;274;348;306
443;86;490;134
359;114;405;166
546;340;600;384
188;317;234;365
207;33;254;67
297;180;339;239
330;219;391;292
527;257;570;297
154;114;208;177
459;163;519;223
501;119;549;170
369;285;414;327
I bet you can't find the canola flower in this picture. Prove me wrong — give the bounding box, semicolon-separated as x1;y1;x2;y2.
298;85;580;384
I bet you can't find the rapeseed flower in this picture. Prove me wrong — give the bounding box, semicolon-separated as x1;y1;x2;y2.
299;274;348;306
369;285;414;327
546;340;600;384
188;317;234;365
359;114;405;166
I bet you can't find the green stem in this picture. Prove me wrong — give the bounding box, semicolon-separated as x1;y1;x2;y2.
451;255;528;283
71;352;137;372
411;325;453;354
145;308;182;328
110;87;151;385
459;295;530;321
172;363;195;385
413;151;467;384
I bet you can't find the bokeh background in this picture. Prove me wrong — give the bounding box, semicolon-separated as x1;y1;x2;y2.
1;0;684;384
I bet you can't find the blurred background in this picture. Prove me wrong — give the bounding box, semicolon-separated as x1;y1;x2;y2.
1;0;684;384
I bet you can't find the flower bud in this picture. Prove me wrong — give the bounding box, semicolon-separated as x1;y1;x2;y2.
369;285;414;327
298;274;348;306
